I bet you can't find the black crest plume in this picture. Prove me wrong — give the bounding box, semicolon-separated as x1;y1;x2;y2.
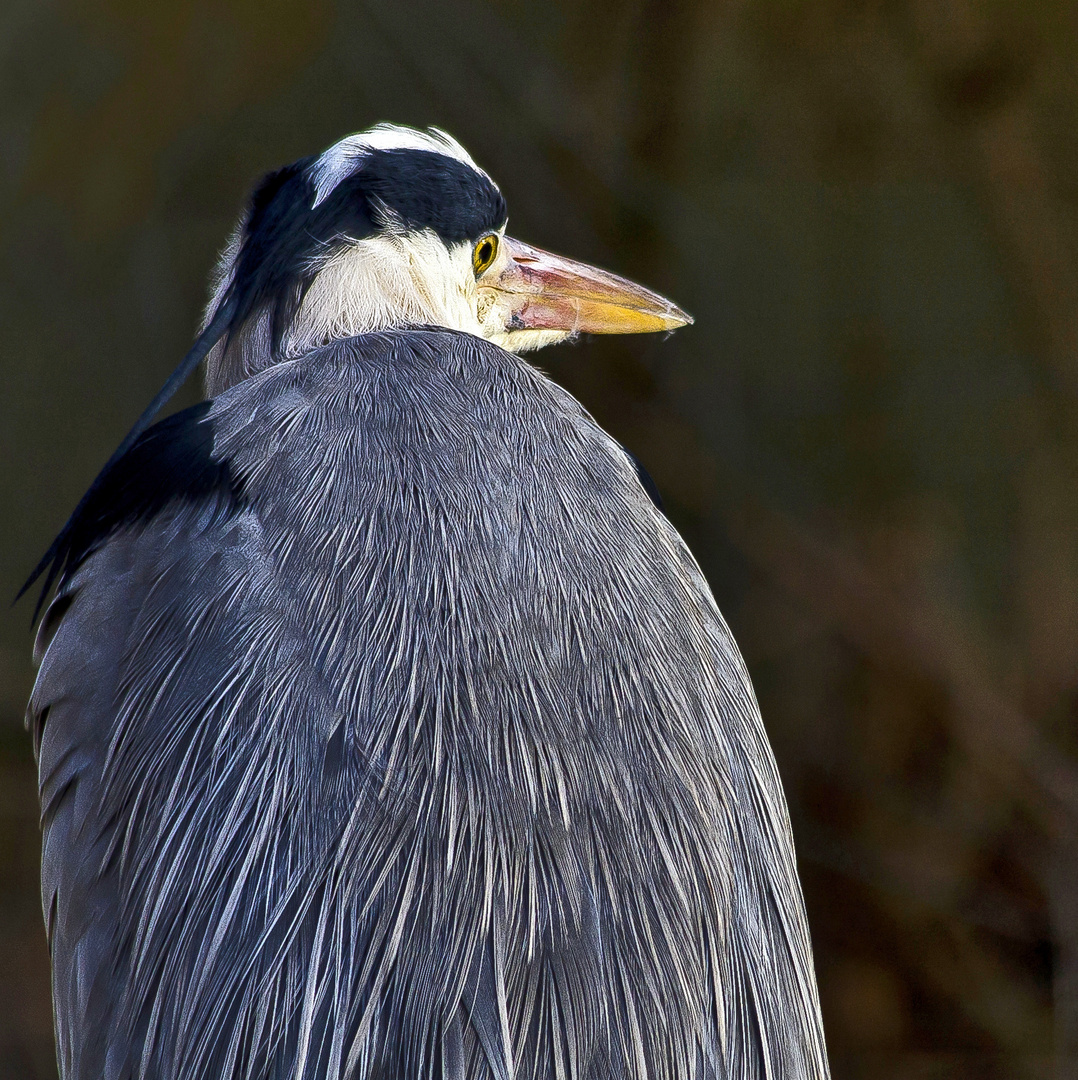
18;295;238;618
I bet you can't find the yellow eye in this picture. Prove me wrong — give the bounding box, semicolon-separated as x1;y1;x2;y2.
472;234;499;276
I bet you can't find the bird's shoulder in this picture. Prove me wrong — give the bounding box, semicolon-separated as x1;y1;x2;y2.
28;401;244;629
33;328;660;613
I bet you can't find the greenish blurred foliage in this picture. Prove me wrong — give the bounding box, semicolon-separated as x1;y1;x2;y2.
3;0;1078;1076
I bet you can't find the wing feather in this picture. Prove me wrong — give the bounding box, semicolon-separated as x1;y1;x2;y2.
30;329;828;1080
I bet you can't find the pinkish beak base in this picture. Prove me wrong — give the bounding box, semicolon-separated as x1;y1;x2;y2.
482;237;693;336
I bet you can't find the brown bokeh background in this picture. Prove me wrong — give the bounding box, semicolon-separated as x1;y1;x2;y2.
3;0;1078;1077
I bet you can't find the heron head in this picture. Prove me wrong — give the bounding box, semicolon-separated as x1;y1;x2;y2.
204;124;691;394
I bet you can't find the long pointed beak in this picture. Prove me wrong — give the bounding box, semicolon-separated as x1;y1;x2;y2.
483;236;692;335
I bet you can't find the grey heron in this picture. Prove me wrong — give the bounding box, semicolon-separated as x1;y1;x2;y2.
24;124;830;1080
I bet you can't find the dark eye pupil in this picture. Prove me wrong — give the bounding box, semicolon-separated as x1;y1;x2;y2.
480;243;491;261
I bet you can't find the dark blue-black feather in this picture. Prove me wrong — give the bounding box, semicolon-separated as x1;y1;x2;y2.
334;148;507;244
18;299;237;620
22;403;244;615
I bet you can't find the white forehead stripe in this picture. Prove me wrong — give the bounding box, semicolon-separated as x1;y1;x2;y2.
308;124;484;209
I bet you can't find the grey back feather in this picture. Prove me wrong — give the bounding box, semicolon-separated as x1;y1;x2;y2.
30;329;829;1080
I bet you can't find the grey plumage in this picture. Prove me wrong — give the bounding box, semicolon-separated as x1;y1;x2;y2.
27;127;829;1080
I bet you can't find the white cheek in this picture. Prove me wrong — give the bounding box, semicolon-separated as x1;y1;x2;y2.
286;233;488;347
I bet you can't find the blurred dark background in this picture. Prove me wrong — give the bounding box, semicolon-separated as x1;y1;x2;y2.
3;0;1078;1077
